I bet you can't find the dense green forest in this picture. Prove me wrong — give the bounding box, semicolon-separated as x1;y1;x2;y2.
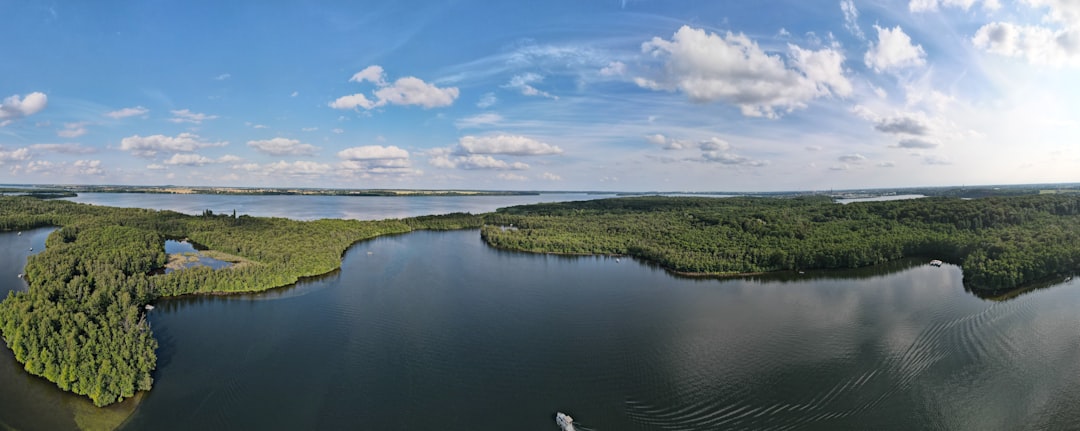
3;193;1080;407
483;195;1080;291
0;196;481;406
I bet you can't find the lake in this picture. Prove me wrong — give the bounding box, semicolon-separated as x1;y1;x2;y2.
3;214;1080;429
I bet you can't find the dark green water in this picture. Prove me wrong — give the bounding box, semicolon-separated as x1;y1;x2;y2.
4;228;1080;430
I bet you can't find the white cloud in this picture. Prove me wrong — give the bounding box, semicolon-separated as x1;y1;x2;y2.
73;159;103;175
337;145;410;160
234;160;333;177
247;138;318;156
349;65;387;85
120;132;227;158
104;106;148;119
910;0;1000;12
504;73;558;99
0;92;48;126
541;172;562;181
497;173;528;181
169;109;219;124
214;73;231;81
645;134;685;150
874;115;931;135
163;153;239;166
635;26;851;118
599;61;627;76
301;127;318;132
0;147;31;164
164;153;214;166
878;161;897;167
699;137;731;151
923;155;952;165
838;153;868;163
146;164;165;170
841;0;865;40
331;66;459;110
806;145;824;151
332;128;344;134
448;154;528;170
30;143;96;154
699;151;768;167
897;138;940;148
57;122;88;138
290;91;299;97
457;135;562;156
973;22;1080;66
455;112;503;128
865;25;927;72
477;92;497;108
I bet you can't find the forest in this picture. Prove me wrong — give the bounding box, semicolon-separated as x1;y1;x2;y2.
482;195;1080;292
3;193;1080;407
0;196;481;406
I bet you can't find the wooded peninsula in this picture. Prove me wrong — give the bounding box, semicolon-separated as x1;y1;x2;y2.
2;193;1079;407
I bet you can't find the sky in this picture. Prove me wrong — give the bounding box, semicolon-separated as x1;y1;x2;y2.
1;0;1078;192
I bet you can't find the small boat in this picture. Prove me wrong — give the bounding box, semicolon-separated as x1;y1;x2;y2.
555;412;575;431
28;247;32;251
929;259;943;267
17;273;23;278
17;231;21;236
145;304;155;311
615;258;620;263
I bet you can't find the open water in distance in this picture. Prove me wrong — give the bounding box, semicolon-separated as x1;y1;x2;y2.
3;223;1080;429
64;192;617;220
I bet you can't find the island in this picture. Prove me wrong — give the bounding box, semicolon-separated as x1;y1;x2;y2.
2;193;1079;407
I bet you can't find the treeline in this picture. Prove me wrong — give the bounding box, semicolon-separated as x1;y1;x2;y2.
0;196;482;406
482;195;1080;291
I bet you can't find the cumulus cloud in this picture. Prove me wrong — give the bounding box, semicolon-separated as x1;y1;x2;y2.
58;122;88;138
973;22;1080;66
838;153;868;163
247;138;318;156
0;92;48;126
73;160;103;175
0;147;31;164
337;145;410;160
169;109;218;124
120;133;227;158
104;106;149;119
635;26;851;118
458;135;562;156
234;160;333;177
163;153;239;166
497;173;528;181
164;153;214;166
896;138;940;148
455;112;503;128
331;65;459;110
701;151;767;166
214;73;231;81
504;73;558;99
865;25;927;72
431;154;529;170
910;0;999;12
30;143;96;154
600;61;627;76
645;134;686;150
874;115;931;135
541;172;562;181
699;137;731;151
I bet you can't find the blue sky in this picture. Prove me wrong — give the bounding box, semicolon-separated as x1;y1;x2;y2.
1;0;1078;191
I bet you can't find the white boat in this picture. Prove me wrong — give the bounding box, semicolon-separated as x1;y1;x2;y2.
929;259;943;267
555;412;575;431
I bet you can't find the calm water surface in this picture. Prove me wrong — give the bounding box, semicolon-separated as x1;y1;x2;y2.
3;228;1080;429
64;193;616;220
